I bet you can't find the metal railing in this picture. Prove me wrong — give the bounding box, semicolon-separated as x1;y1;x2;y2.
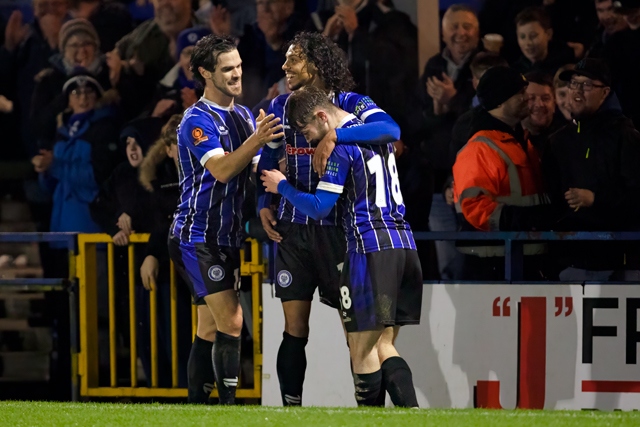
414;231;640;282
75;234;265;399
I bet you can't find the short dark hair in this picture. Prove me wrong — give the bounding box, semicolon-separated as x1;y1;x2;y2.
470;52;508;79
515;7;552;30
288;32;355;93
524;71;554;88
190;34;237;87
286;86;335;132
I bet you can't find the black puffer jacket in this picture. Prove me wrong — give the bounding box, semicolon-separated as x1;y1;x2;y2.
543;93;640;269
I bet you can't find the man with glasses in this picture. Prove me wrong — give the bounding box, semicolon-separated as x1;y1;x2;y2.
543;58;640;281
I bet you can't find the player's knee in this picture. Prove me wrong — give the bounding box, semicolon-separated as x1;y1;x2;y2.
348;337;379;363
218;307;243;337
197;313;217;342
284;320;309;337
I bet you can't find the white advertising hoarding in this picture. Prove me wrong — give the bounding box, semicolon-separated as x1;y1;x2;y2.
262;283;640;410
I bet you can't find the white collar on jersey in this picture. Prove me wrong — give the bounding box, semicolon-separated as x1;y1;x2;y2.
338;113;357;128
199;96;233;111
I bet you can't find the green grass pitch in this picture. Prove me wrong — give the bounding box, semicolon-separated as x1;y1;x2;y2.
0;402;638;426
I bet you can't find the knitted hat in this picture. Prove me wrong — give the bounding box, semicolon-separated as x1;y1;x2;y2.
58;18;100;52
63;69;105;98
476;66;529;111
176;27;211;60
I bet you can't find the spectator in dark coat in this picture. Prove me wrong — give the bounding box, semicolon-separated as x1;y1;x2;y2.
408;4;480;188
543;58;640;280
511;7;577;76
90;116;164;244
0;0;69;157
405;4;480;279
31;18;110;147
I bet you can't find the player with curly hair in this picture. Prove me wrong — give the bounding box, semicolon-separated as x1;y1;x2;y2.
256;32;402;407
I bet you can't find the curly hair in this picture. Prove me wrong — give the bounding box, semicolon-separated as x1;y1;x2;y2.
288;32;355;93
161;114;183;147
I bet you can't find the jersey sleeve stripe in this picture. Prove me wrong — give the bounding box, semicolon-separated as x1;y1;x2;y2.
360;108;384;121
200;148;225;166
317;181;344;194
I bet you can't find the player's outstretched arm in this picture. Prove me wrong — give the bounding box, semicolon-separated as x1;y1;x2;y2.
205;110;284;183
260;169;340;221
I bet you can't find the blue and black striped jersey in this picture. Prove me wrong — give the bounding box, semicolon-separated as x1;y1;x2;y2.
171;98;258;247
318;115;416;254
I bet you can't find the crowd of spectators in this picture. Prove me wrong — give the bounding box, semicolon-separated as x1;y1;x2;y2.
0;0;640;279
0;0;639;294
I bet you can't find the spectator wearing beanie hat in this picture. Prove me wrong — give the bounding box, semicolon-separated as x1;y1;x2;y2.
32;70;120;247
452;66;554;280
32;18;111;148
143;27;211;120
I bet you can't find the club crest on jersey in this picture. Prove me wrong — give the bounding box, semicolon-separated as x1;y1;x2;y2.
218;125;229;136
208;265;225;282
277;270;292;288
353;97;375;116
286;144;315;156
192;127;209;145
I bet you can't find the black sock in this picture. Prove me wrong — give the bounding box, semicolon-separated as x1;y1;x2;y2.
374;373;387;407
353;370;382;407
381;356;418;408
212;331;241;405
276;332;308;406
187;336;215;404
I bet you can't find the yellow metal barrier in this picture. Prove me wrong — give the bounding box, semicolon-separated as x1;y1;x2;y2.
76;233;264;399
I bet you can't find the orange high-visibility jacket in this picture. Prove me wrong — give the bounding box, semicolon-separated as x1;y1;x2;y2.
453;129;547;232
